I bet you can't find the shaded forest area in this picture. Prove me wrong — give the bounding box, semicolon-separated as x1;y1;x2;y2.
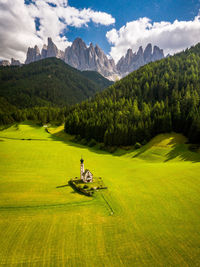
0;58;112;125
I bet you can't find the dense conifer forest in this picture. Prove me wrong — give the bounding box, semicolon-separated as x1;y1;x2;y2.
65;44;200;145
0;58;112;125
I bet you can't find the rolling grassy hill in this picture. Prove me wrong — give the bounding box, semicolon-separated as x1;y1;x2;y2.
0;123;200;266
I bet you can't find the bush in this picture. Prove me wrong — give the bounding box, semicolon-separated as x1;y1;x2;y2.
189;144;200;152
141;140;147;146
88;138;97;147
135;142;142;149
99;143;105;150
99;144;117;153
75;135;82;141
80;138;87;145
83;185;88;189
108;146;117;153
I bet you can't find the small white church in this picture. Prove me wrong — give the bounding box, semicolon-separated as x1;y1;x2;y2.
80;158;93;183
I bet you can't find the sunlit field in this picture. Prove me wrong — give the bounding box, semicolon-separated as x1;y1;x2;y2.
0;123;200;266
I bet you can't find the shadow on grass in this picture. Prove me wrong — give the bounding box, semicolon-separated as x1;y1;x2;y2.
20;121;42;128
48;129;200;163
48;128;110;156
8;123;200;163
1;122;134;157
47;127;140;157
132;143;152;159
165;144;200;163
132;134;200;163
133;134;179;159
68;181;92;197
0;136;49;141
56;184;69;188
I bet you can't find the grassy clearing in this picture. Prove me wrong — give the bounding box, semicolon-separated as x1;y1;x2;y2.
0;123;200;266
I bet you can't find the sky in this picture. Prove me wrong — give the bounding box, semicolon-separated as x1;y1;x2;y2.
1;0;200;63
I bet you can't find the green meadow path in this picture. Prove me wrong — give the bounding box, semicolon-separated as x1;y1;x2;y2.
0;123;200;266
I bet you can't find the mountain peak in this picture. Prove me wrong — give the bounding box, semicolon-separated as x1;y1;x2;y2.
95;44;104;56
25;45;41;64
117;44;164;77
46;37;60;58
11;58;21;66
47;37;53;44
72;38;87;49
24;37;164;80
136;46;144;57
144;43;152;63
126;48;133;56
152;45;164;61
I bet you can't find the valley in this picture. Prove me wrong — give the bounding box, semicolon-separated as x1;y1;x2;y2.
0;123;200;266
1;1;200;266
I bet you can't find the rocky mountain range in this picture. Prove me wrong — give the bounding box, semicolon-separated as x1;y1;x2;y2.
1;37;164;80
25;37;65;64
64;38;117;80
0;58;21;67
24;37;118;80
116;44;164;76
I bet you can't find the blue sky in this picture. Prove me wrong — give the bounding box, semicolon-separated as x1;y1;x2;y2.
67;0;200;53
1;0;200;62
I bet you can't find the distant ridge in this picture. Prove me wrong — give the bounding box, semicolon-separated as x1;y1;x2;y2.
22;37;164;80
1;37;165;80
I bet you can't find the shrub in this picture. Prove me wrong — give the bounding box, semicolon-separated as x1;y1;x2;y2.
76;135;82;141
108;146;117;153
88;139;97;147
80;138;87;145
99;144;117;153
141;140;147;146
189;144;200;152
99;143;106;150
135;142;142;149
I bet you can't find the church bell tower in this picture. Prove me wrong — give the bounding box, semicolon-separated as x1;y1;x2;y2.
80;158;84;180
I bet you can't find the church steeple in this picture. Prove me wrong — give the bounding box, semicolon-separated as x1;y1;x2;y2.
79;158;93;183
80;157;84;180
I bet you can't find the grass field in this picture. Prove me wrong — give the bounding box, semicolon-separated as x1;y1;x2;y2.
0;123;200;266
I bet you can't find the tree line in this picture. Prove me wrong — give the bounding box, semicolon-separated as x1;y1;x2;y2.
0;106;70;126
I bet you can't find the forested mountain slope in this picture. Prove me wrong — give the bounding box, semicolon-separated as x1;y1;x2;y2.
65;44;200;145
0;58;113;125
81;71;113;89
0;58;111;108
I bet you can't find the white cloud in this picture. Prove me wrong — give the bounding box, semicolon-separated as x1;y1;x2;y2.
0;0;115;62
106;15;200;62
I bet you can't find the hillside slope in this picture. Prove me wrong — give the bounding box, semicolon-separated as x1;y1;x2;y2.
81;70;113;89
0;58;111;108
65;43;200;145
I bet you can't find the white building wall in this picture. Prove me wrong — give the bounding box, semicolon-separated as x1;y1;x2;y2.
80;163;84;180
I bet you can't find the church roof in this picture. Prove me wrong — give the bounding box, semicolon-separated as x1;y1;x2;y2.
83;169;93;175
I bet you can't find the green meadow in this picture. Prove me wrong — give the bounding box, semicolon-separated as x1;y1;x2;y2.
0;123;200;266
